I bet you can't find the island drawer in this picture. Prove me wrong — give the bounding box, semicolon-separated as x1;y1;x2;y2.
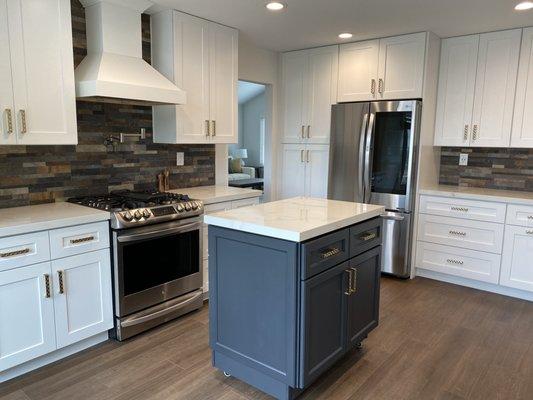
349;218;382;257
300;229;350;280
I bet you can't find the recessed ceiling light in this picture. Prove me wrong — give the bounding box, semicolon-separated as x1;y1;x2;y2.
266;2;285;11
338;33;353;39
515;1;533;10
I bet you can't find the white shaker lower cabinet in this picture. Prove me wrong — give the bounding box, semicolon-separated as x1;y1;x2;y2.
51;249;113;348
0;262;56;372
500;226;533;292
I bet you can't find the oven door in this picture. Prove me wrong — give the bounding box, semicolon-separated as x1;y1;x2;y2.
113;218;202;317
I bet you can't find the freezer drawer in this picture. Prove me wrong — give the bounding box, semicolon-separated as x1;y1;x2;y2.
381;211;411;278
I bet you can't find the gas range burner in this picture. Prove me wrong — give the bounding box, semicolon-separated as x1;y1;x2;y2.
68;190;203;229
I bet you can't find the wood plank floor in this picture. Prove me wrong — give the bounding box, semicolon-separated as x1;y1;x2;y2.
2;276;533;400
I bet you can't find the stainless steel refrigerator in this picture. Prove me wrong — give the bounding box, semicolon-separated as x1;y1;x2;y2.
328;100;421;278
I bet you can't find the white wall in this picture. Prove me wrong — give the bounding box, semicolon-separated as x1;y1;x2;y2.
241;92;265;166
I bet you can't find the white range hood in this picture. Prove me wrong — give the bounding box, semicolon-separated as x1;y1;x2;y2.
75;0;186;105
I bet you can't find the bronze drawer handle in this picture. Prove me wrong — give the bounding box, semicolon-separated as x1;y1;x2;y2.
1;248;31;258
449;230;466;237
344;269;354;295
321;247;341;259
44;274;51;298
527;215;533;220
359;232;377;241
446;258;464;265
58;270;65;294
70;235;95;244
451;206;469;212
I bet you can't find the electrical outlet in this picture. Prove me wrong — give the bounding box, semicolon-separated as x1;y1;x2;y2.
459;153;468;166
176;152;184;166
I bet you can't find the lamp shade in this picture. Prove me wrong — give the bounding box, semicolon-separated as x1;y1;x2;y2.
234;149;248;159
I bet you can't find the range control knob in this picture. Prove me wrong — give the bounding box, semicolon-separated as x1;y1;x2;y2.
176;204;184;212
133;210;142;220
123;211;133;221
184;203;192;212
191;202;199;210
142;209;151;219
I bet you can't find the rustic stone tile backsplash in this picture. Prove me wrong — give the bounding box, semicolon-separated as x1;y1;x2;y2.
439;147;533;192
0;1;215;209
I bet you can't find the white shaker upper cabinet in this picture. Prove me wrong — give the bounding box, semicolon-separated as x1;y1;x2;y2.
0;0;15;145
511;27;533;147
377;33;426;100
434;35;479;147
470;29;521;147
306;46;338;144
281;50;309;144
152;10;238;144
7;0;77;145
338;40;379;102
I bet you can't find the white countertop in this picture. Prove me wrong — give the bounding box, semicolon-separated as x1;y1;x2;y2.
204;197;385;242
0;203;110;238
169;185;262;205
419;185;533;206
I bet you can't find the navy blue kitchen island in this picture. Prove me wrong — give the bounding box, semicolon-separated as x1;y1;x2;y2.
204;197;385;400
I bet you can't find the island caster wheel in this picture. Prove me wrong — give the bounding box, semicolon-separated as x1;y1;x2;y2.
356;342;363;349
223;371;232;377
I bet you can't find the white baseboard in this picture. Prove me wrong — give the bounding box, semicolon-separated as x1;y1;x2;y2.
0;332;109;384
416;268;533;302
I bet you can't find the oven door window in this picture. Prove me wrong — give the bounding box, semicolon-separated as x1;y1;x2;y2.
121;230;200;296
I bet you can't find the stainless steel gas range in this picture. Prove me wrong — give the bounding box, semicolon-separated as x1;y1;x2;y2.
69;190;204;341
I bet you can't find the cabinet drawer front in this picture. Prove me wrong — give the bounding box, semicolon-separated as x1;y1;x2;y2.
500;225;533;292
0;231;50;272
416;241;501;284
506;204;533;227
349;218;382;258
49;222;109;259
417;214;504;254
231;197;260;209
301;229;350;280
419;195;506;223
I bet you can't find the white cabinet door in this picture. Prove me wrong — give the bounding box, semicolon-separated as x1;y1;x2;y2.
305;145;329;198
511;27;533;148
7;0;77;145
209;23;238;143
471;29;521;147
280;144;306;199
378;33;426;100
306;46;338;144
0;262;56;372
282;51;308;143
434;35;479;147
0;0;15;144
337;40;379;102
500;226;533;292
52;250;113;348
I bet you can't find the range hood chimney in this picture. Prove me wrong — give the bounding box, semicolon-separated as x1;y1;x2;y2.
75;0;186;105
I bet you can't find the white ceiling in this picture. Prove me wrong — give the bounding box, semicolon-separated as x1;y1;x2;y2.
238;81;265;104
151;0;533;52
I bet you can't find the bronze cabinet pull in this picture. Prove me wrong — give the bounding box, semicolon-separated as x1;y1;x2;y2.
205;120;210;137
212;120;216;136
344;269;353;295
351;267;357;294
378;78;384;95
320;247;341;259
0;247;31;258
44;274;51;298
463;125;469;141
19;109;27;134
446;258;464;265
451;206;469;212
58;270;65;294
306;150;310;163
472;125;478;141
4;109;13;134
70;235;95;244
370;79;376;95
306;125;311;139
449;230;467;237
359;232;377;241
527;230;533;235
300;149;304;163
301;125;305;139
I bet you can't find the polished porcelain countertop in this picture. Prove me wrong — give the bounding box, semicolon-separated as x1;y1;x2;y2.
0;202;110;238
419;185;533;206
204;197;385;242
169;185;262;205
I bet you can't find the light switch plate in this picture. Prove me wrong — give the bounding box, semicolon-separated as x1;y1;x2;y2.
176;152;184;166
459;153;468;166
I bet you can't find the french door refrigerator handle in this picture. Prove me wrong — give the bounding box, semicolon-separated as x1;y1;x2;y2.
357;113;369;201
363;113;375;203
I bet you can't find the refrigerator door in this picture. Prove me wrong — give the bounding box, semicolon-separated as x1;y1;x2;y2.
364;100;420;212
380;211;412;278
328;102;370;202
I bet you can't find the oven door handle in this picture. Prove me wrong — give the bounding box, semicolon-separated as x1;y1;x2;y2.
117;221;201;243
120;290;204;328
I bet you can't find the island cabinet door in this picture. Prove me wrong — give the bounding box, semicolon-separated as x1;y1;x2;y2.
346;247;381;349
299;261;349;388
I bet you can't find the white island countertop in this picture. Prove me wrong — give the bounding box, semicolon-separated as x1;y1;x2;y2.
0;202;110;238
169;185;262;205
204;197;385;242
